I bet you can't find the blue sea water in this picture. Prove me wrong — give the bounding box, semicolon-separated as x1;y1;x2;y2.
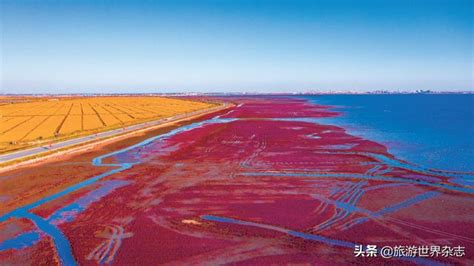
300;94;474;172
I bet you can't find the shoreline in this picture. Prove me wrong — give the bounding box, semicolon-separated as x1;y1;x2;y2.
1;96;473;265
297;94;474;174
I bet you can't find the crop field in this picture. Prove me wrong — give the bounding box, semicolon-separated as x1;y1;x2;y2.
0;96;215;153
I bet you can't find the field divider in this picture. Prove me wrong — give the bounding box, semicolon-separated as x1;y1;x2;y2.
108;104;136;119
80;103;84;131
101;105;124;125
89;103;107;127
55;103;74;135
19;104;66;141
1;116;34;135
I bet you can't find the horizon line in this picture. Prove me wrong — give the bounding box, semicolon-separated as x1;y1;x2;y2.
1;91;473;96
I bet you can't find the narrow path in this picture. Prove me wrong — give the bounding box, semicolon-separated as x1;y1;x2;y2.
0;105;226;165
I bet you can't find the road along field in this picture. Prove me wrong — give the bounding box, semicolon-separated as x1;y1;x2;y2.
0;97;473;265
0;96;216;154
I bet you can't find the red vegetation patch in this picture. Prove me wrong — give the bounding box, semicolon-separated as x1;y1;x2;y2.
2;97;473;265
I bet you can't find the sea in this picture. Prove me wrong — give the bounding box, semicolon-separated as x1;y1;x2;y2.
300;94;474;173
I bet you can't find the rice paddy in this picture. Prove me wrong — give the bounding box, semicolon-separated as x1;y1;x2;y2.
0;96;215;153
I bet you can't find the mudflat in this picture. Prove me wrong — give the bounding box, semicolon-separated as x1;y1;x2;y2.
0;97;473;265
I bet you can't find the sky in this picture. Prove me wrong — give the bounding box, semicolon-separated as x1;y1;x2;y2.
0;0;472;94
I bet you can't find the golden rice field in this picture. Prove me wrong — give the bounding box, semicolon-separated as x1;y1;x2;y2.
0;96;215;153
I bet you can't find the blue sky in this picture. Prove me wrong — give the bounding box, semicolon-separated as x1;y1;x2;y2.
1;0;472;93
